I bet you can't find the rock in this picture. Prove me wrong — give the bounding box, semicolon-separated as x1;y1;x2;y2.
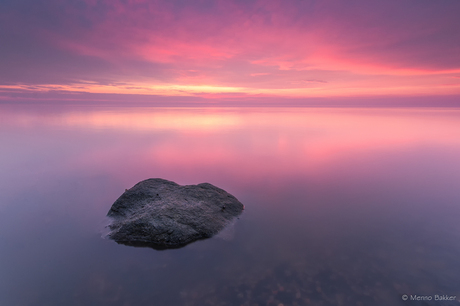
106;178;244;250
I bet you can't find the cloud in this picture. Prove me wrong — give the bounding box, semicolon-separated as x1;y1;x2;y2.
1;0;460;99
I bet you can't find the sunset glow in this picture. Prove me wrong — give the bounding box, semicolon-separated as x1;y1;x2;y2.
1;0;460;104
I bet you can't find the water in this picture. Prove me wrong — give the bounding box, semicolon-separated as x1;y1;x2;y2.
1;105;460;306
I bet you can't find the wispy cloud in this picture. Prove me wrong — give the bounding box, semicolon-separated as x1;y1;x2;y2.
1;0;460;101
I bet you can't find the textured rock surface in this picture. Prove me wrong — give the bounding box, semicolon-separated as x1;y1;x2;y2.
107;178;244;249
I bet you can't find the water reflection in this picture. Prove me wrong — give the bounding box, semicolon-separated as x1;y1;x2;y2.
0;105;459;305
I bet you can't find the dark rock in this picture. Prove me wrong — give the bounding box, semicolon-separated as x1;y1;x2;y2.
106;178;244;250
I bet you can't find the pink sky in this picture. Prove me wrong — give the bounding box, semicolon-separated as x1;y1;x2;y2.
1;0;460;105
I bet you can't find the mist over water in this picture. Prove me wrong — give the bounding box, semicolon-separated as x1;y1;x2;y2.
1;105;460;306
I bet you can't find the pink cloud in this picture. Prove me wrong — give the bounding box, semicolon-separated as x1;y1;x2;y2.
1;0;460;99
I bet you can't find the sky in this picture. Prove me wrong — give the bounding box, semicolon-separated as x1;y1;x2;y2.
1;0;460;105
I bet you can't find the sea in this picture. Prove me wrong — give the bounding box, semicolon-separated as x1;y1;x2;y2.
1;105;459;306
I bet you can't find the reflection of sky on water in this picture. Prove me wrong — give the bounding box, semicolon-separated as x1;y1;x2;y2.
1;105;460;305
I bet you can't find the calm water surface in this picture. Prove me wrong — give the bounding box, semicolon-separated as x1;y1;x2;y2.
1;105;460;306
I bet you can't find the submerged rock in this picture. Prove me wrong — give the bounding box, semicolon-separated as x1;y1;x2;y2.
106;178;244;250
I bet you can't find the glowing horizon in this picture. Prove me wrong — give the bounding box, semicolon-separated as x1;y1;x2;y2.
1;0;460;104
